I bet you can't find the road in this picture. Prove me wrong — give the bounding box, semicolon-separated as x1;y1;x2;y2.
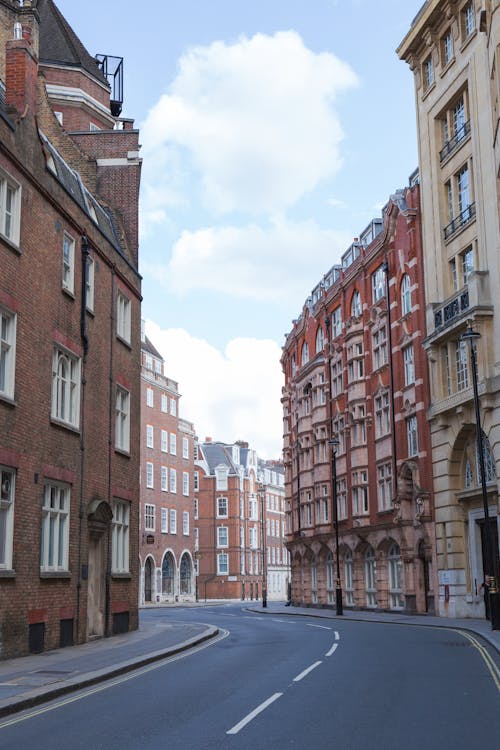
0;604;499;749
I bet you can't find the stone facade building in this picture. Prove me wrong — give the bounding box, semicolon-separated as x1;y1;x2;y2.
139;329;196;604
282;182;437;614
398;0;500;618
0;0;141;657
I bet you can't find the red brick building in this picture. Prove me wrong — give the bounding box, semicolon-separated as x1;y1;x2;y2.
259;459;290;601
196;440;264;601
139;330;196;603
282;180;437;614
0;0;141;657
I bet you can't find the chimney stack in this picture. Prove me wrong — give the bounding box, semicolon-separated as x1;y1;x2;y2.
5;23;38;117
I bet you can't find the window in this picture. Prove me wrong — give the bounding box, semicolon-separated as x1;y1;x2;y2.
423;55;434;89
442;28;454;66
372;326;387;370
377;463;392;511
332;358;343;396
170;398;177;416
182;437;189;459
194;527;199;549
161;507;168;533
461;246;474;284
332;307;342;338
216;467;228;490
161;394;168;412
455;339;469;391
183;511;189;535
217;553;228;575
115;386;130;451
407;415;418;457
116;291;131;344
194;498;199;519
217;496;228;517
371;265;385;303
352;470;368;516
169;433;177;455
347;341;364;383
112;500;129;573
146;387;153;407
169;468;177;494
301;342;309;366
462;2;475;39
315;326;324;354
0;169;21;245
170;508;177;534
365;547;377;607
401;274;411;315
351;290;362;318
161;466;168;492
344;548;354;606
403;345;415;386
337;477;347;520
146;462;154;489
145;354;153;371
374;392;390;437
41;482;69;571
194;471;199;491
62;233;75;294
217;526;228;547
161;429;168;452
52;348;80;428
193;443;199;460
457;164;471;217
86;255;95;312
389;544;404;609
0;308;16;399
0;467;15;569
182;471;189;496
146;424;154;448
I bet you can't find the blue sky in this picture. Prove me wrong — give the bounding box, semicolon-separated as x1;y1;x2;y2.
56;0;421;457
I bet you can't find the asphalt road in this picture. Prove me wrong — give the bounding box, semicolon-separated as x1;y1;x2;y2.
0;604;498;749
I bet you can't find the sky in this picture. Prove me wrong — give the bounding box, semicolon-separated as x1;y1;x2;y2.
56;0;422;459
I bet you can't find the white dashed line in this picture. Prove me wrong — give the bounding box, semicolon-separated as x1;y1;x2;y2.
226;692;283;735
293;661;322;682
325;643;338;657
335;631;340;640
307;624;331;630
272;618;295;624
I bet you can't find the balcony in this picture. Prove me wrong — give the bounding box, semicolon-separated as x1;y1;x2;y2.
439;121;470;163
434;289;469;331
443;202;475;241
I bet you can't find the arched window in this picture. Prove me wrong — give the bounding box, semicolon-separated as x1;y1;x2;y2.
463;433;497;488
301;342;309;366
162;552;175;595
365;546;377;607
179;553;192;594
401;274;411;315
311;556;317;603
315;326;325;354
344;548;354;606
326;552;334;604
351;290;362;318
388;543;404;609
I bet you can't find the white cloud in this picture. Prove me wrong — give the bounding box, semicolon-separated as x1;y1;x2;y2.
140;30;358;218
145;321;284;458
150;217;352;301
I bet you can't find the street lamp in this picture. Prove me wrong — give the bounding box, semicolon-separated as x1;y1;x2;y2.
328;437;343;616
461;323;500;630
259;482;268;608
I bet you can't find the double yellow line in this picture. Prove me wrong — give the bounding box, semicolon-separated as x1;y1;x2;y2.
453;629;500;692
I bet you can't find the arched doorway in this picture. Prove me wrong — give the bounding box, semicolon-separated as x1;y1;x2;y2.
179;553;192;595
144;557;153;603
162;552;175;596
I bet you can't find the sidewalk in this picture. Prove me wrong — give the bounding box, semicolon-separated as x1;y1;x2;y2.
0;613;218;719
246;601;500;653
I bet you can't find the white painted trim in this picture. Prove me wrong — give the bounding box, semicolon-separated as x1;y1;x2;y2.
45;84;112;118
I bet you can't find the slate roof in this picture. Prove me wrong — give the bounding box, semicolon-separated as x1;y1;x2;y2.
142;336;163;360
36;0;108;87
201;443;238;475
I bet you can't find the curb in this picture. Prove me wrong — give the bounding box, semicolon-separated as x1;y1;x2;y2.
0;626;219;720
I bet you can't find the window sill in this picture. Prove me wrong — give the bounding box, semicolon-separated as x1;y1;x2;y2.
439;57;455;78
111;572;132;580
50;417;80;435
40;571;71;579
421;81;436;101
460;29;477;55
0;393;16;407
0;233;21;255
0;569;16;578
62;286;75;300
115;447;130;458
116;334;132;350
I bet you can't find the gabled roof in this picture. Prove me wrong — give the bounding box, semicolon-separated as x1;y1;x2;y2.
37;0;108;87
142;336;163;360
201;443;238;475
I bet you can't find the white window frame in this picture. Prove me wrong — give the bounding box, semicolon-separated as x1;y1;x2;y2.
332;307;342;338
144;503;155;531
112;499;130;573
116;291;131;344
0;308;16;400
194;498;199;520
170;398;177;416
217;552;229;575
215;467;228;491
0;169;21;246
146;424;154;449
86;255;95;312
182;471;189;496
41;482;70;572
169;468;177;494
161;466;168;492
161;507;168;533
401;274;411;315
146;462;154;489
161;393;168;412
169;433;177;455
377;463;393;511
403;345;415;386
146;387;153;408
0;466;15;569
407;415;419;457
423;54;434;89
161;429;168;452
371;265;385;303
194;471;199;491
183;511;189;535
217;496;228;518
170;508;177;534
351;290;362;318
115;386;130;452
182;437;189;459
51;347;81;428
62;232;75;294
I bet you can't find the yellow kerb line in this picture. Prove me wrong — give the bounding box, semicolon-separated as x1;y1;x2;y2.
452;629;500;692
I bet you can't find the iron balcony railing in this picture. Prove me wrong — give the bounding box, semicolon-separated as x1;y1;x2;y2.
439;120;470;162
434;288;470;330
443;202;475;240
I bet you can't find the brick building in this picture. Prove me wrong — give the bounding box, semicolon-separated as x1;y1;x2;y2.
282;181;437;614
196;440;264;601
398;0;500;619
139;328;196;604
258;459;290;601
0;0;141;657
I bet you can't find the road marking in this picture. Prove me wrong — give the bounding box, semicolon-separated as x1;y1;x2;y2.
325;643;338;657
307;624;331;630
0;629;230;730
272;618;295;624
334;631;340;640
226;692;283;735
293;661;322;682
452;629;500;692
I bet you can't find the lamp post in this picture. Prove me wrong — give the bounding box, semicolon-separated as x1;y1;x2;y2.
461;323;500;630
328;437;343;615
259;482;268;608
